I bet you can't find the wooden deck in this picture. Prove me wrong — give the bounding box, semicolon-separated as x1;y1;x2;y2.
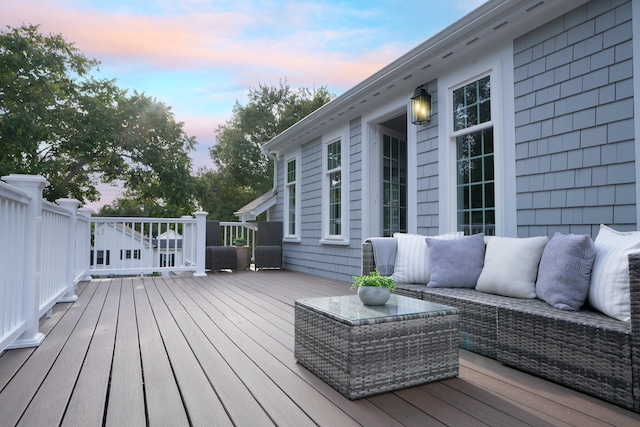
1;270;640;426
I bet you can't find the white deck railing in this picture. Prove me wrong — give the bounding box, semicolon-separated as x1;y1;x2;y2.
220;221;258;256
0;175;93;352
0;174;257;353
89;215;205;276
0;175;202;352
0;176;31;353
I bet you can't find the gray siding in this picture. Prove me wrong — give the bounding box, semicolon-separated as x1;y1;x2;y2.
281;118;363;282
415;79;440;235
514;0;636;237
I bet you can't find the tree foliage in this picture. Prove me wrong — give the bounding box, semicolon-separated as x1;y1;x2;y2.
0;25;197;216
200;80;333;220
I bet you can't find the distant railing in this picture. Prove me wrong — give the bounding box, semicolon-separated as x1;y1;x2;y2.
89;215;207;276
220;221;258;259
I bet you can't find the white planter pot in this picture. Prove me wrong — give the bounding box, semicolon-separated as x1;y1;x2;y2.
357;286;391;305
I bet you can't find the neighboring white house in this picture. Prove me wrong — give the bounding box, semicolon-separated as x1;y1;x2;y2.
153;229;184;268
247;0;639;282
92;223;183;274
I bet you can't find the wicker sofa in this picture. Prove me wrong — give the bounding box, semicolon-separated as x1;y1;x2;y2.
362;239;640;412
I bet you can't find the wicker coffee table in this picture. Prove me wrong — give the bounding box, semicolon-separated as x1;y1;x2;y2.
294;294;459;399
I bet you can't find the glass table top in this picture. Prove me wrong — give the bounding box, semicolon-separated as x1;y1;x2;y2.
295;294;457;326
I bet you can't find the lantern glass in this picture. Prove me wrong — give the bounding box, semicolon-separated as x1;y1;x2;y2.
411;89;431;124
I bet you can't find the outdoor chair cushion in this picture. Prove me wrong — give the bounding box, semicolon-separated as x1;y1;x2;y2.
476;236;548;298
536;232;595;311
391;232;461;284
426;233;485;288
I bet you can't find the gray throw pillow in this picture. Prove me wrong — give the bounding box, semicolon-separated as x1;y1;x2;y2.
426;233;485;288
536;232;596;311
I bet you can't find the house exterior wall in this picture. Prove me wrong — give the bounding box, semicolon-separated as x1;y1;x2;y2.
513;0;636;237
93;223;151;270
416;80;440;235
277;120;365;282
270;0;637;283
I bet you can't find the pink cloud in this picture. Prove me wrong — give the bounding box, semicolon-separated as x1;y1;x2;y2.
2;1;393;90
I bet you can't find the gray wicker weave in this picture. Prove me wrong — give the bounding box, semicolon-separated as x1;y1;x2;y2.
294;295;459;399
205;221;237;271
362;240;640;412
255;221;283;269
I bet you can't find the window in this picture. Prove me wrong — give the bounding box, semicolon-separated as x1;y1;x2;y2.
452;76;495;236
284;153;300;239
382;133;407;236
322;132;349;244
96;250;110;265
327;139;341;236
121;249;141;260
159;253;175;267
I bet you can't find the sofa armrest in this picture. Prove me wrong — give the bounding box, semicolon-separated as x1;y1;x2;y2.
629;253;640;412
362;241;376;276
362;237;397;276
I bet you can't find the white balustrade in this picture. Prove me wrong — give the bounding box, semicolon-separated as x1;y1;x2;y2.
0;173;252;351
38;200;74;316
1;175;49;350
0;178;31;352
89;213;208;276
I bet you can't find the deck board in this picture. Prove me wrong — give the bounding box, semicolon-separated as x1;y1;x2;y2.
62;278;121;427
145;277;233;426
152;275;273;426
106;278;146;427
18;277;111;427
1;270;640;426
0;280;99;427
134;278;190;426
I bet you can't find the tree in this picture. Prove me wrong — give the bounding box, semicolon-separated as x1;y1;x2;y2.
200;80;333;219
0;25;197;216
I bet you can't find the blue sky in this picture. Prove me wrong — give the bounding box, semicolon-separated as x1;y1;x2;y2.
2;0;487;208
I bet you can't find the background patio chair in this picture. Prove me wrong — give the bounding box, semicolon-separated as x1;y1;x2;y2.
205;220;237;271
255;221;283;270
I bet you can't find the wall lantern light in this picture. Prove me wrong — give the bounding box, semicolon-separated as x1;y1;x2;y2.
411;86;431;125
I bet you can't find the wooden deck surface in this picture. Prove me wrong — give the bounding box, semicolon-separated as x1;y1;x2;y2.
1;270;640;426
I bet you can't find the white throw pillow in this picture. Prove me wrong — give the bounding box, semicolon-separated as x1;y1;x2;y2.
476;236;548;298
588;225;640;322
391;232;461;284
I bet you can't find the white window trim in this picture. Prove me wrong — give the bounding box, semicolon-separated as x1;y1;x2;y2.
360;95;412;238
321;128;350;245
437;46;516;237
283;149;301;242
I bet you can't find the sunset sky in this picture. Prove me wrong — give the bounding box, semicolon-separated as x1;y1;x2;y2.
1;0;487;208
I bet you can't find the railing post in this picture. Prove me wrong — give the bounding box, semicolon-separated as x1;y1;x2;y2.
77;208;93;282
181;215;193;268
2;174;48;349
194;211;207;277
56;198;81;302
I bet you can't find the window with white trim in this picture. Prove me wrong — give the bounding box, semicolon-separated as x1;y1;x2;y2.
284;151;300;239
322;132;349;243
452;75;495;236
327;139;341;236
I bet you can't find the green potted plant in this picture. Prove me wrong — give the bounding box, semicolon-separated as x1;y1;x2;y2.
351;269;396;305
233;237;247;247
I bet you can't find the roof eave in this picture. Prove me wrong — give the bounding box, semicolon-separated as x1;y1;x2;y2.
261;0;587;157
